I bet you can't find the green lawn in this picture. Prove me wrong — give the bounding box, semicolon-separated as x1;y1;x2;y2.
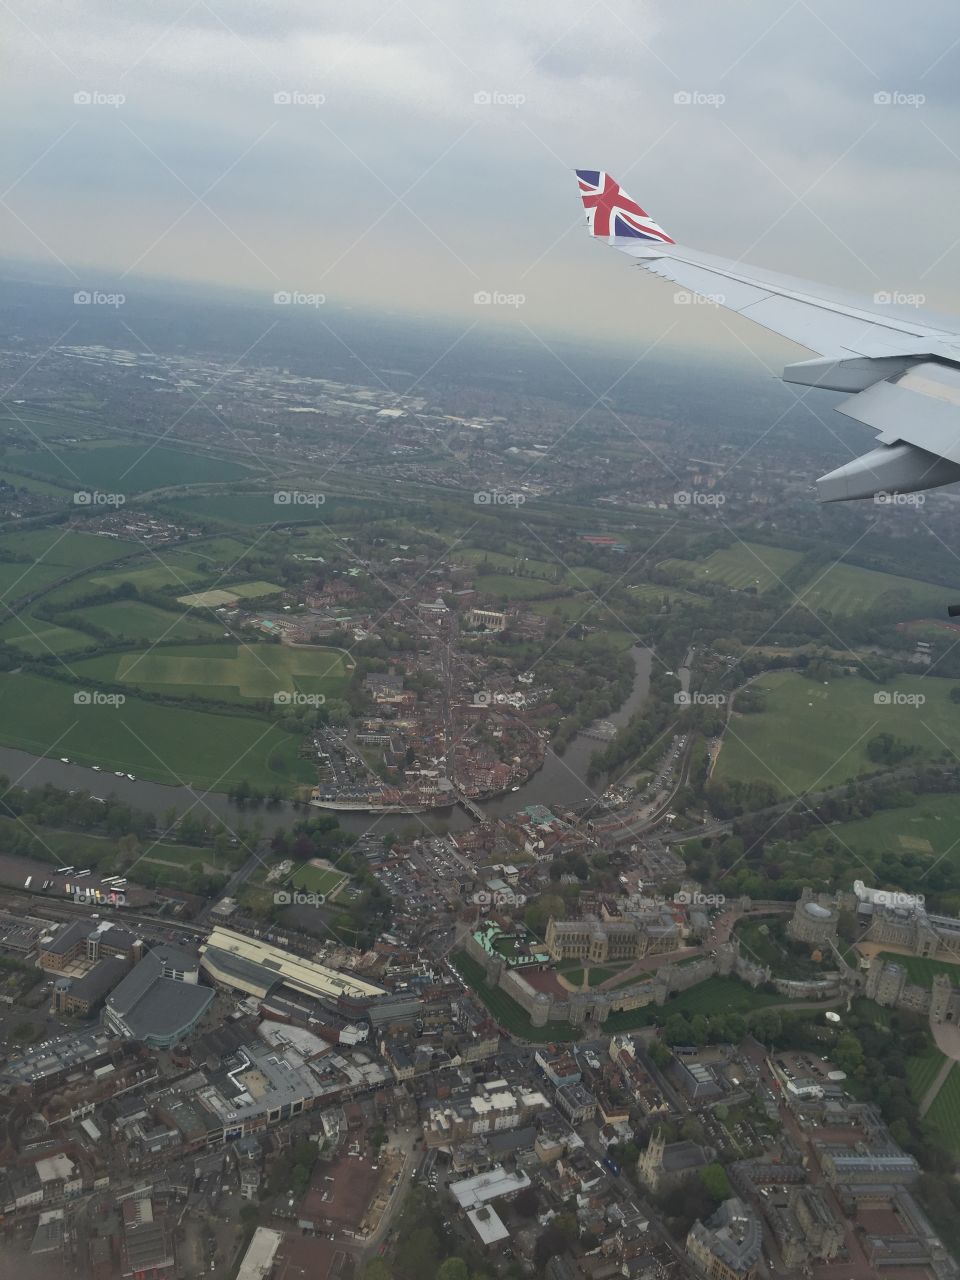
876;952;960;986
75;641;352;702
907;1043;946;1103
0;671;315;790
715;670;960;795
924;1063;960;1153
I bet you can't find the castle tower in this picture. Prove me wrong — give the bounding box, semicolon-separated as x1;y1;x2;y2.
930;972;953;1024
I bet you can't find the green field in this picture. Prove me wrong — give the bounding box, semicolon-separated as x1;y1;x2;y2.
876;952;960;985
474;573;561;600
924;1062;960;1153
79;552;214;594
0;671;314;789
716;670;960;795
0;563;74;606
75;641;352;702
71;600;226;642
793;562;948;619
830;794;960;864
0;528;139;568
0;406;112;443
661;543;803;594
161;492;351;526
0;611;96;656
5;444;253;492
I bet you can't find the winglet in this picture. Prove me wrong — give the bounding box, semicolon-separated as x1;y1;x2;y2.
575;170;675;243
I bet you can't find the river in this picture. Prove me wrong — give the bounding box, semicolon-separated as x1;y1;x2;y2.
0;646;653;842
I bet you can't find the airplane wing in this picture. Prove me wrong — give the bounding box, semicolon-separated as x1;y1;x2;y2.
575;168;960;500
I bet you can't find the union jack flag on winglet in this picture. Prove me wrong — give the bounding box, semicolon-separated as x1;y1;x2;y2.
575;169;675;243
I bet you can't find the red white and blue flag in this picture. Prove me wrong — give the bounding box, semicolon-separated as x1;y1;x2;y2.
575;169;675;242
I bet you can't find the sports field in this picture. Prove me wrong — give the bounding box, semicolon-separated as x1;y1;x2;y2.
925;1062;960;1153
0;671;314;789
76;641;353;702
661;542;803;593
177;580;282;606
792;562;947;619
830;794;960;865
715;671;960;794
289;861;348;897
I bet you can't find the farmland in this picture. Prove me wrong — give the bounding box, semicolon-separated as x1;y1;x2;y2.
5;443;253;492
715;670;960;795
71;600;226;642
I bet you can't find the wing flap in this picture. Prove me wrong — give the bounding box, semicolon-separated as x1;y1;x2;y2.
622;241;953;357
837;361;960;465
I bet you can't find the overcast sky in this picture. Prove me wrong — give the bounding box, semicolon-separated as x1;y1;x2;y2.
4;0;960;361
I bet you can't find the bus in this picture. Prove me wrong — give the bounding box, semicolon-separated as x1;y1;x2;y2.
113;879;127;888
23;876;32;890
56;866;74;874
101;876;119;884
74;869;92;878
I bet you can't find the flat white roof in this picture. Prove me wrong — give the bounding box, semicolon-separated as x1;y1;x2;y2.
450;1167;531;1210
467;1205;510;1245
202;926;385;1000
237;1228;283;1280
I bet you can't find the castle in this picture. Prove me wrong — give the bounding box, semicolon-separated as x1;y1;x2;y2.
864;956;960;1024
544;910;679;964
786;887;839;948
847;880;960;961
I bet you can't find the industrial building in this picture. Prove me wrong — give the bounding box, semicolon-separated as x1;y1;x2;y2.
103;944;213;1048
